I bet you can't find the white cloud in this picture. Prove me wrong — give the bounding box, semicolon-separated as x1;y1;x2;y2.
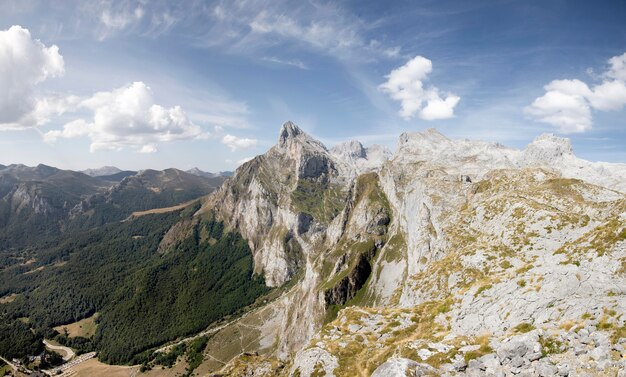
587;80;626;111
221;134;258;151
525;81;592;133
525;52;626;133
607;52;626;82
44;82;208;153
420;95;461;121
139;144;157;153
0;25;64;129
200;0;398;64
100;6;144;30
262;56;308;70
97;4;144;40
379;56;460;120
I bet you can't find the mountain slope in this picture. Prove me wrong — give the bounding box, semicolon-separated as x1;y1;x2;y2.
177;122;626;376
0;165;110;248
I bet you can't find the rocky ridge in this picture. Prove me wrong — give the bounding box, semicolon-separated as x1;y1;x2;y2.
169;122;625;376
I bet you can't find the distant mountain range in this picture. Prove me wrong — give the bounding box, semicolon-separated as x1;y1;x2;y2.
77;165;233;179
0;164;229;249
81;166;125;177
186;167;234;178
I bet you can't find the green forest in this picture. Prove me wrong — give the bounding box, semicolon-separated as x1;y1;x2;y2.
0;204;269;364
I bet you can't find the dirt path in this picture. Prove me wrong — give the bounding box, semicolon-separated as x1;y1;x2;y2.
0;355;17;371
44;339;75;361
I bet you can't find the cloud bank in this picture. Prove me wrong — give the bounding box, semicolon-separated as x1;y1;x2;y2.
379;56;460;120
44;82;208;153
526;52;626;133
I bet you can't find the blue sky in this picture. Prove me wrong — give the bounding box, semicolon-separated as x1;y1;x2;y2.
0;0;625;172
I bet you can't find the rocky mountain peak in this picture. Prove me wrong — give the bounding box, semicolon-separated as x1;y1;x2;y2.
397;128;450;150
277;121;327;150
279;121;302;142
330;140;366;160
524;133;574;165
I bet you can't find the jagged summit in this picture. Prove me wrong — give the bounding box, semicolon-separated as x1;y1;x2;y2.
330;140;366;159
524;133;574;165
277;121;328;152
330;140;391;176
279;121;303;143
258;122;625;192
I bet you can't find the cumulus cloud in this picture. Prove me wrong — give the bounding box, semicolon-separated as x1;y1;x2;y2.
526;52;626;133
0;25;64;129
221;134;258;151
606;52;626;82
379;56;460;120
44;82;208;153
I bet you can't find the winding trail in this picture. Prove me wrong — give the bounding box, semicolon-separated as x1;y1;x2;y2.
44;340;75;361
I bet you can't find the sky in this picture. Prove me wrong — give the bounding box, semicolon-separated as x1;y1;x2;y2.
0;0;625;172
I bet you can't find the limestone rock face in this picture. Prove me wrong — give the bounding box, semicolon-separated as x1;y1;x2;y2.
190;123;626;377
524;133;574;164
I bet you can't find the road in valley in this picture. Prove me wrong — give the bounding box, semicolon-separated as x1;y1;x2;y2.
44;339;75;361
0;355;17;372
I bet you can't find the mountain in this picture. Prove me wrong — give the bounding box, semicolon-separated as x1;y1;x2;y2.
0;164;111;248
95;170;138;182
186;167;234;178
177;122;625;376
82;166;123;177
0;165;227;249
1;123;625;376
70;168;228;227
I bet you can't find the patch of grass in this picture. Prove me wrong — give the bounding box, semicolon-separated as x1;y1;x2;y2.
604;308;617;317
597;316;613;330
291;178;345;224
517;279;526;288
324;304;342;324
53;313;99;339
610;324;626;344
475;284;492;297
559;320;576;331
516;264;533;274
383;232;407;263
464;334;492;363
539;336;565;356
512;322;535;334
437;298;454;313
